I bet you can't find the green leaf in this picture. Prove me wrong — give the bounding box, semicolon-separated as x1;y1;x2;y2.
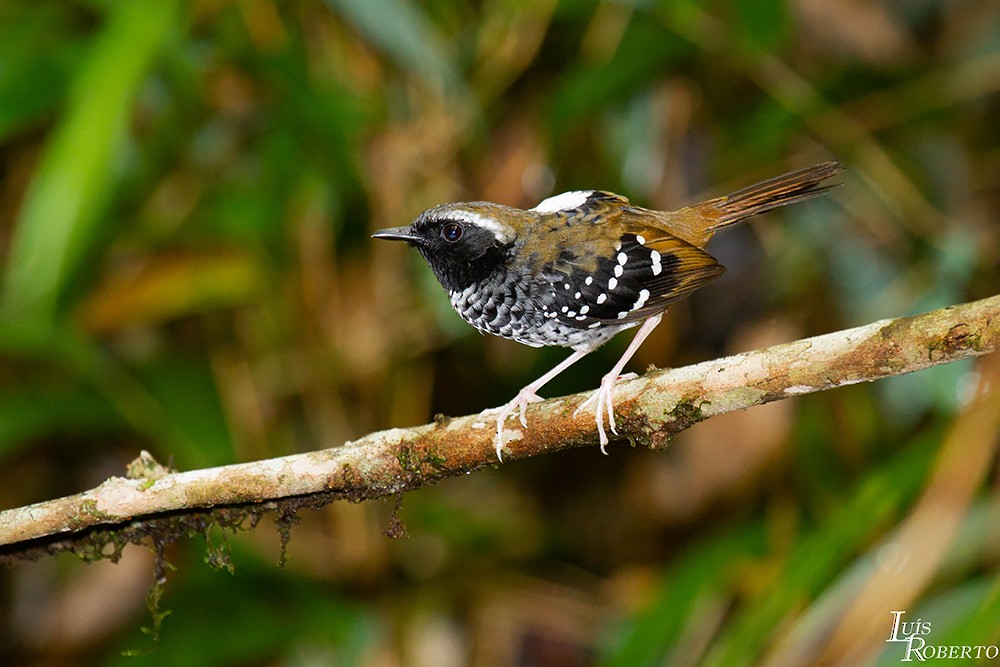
107;548;378;667
733;0;790;54
0;6;84;141
548;20;688;138
0;0;182;326
0;386;119;459
137;357;236;469
703;433;938;665
600;524;767;667
325;0;464;95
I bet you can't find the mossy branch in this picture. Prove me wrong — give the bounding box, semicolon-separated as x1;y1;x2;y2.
1;294;997;563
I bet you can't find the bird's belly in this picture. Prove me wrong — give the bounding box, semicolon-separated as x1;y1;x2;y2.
449;284;631;351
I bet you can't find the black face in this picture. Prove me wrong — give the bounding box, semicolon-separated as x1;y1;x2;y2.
403;216;512;292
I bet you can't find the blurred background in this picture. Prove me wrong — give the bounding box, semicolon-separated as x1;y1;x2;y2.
1;0;998;665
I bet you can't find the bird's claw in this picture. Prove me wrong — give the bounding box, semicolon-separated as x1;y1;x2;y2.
575;372;636;453
489;388;544;460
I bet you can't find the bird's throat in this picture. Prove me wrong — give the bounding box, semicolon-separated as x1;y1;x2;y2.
421;243;513;294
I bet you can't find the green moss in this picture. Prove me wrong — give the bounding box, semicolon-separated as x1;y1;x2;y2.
396;445;415;472
273;510;300;568
138;547;176;649
927;323;982;359
74;529;128;563
395;443;448;475
668;397;708;430
423;450;448;470
68;498;113;532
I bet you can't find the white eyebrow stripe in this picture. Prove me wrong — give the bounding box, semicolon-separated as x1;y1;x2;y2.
530;190;594;213
450;210;513;242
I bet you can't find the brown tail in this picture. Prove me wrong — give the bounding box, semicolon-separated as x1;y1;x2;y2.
708;161;844;231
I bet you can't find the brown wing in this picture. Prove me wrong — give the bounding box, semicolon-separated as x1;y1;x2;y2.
616;232;725;322
531;203;725;327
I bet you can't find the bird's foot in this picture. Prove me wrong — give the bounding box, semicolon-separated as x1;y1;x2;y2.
488;387;545;460
575;372;637;453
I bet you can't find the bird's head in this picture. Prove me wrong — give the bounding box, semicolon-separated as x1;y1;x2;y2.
372;202;519;292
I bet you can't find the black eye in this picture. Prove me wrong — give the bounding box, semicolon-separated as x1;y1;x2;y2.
441;222;463;242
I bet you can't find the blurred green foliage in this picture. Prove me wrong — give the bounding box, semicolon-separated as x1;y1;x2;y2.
1;0;998;665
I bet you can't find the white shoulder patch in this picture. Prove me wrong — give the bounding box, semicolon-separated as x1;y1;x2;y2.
531;190;594;213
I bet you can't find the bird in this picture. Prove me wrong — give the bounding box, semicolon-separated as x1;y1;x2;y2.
373;161;844;459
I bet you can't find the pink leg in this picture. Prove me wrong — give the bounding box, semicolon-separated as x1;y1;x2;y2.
575;313;663;453
492;348;591;460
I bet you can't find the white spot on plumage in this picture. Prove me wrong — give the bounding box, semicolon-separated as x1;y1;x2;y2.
617;311;628;319
633;288;650;311
574;292;581;299
575;315;587;321
561;306;569;313
650;250;662;276
580;305;589;314
597;293;607;304
636;235;646;245
531;190;594;213
585;276;593;285
608;277;618;290
617;252;628;265
564;283;571;290
567;311;576;317
589;321;601;328
613;265;623;278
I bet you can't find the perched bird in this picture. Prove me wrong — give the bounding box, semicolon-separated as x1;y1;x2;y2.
374;161;843;459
